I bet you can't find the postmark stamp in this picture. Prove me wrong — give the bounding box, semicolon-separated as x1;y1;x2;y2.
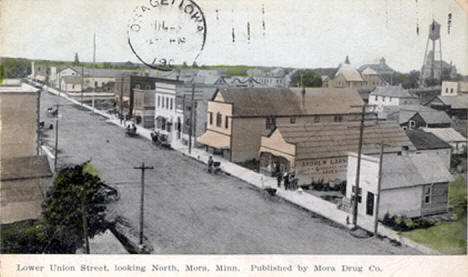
128;0;207;70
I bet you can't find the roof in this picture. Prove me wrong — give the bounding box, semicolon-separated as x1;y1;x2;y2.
62;75;82;84
1;155;52;181
272;121;414;160
397;105;451;125
216;87;364;116
358;60;396;75
335;63;363;82
421;127;467;143
436;95;468;109
379;154;453;190
405;129;451;150
370;86;412;98
0;80;38;93
197;130;230;149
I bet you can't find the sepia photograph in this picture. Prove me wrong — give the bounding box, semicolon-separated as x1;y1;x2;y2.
0;0;467;276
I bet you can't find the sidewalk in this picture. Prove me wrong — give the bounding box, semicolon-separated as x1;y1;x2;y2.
33;80;436;254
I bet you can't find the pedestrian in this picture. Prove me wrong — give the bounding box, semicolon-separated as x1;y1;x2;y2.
276;171;283;188
207;156;213;174
291;174;298;190
283;172;290;190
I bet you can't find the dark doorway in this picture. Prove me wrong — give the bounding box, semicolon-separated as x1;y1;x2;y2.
366;192;374;216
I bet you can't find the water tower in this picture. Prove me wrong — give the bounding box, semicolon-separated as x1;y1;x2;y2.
420;20;443;85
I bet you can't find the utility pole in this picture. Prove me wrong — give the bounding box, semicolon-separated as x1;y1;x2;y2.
352;105;366;226
36;87;42;155
81;65;84;105
134;162;154;247
119;76;124;125
188;83;195;154
54;104;60;172
81;188;90;254
374;141;389;235
92;33;96;113
193;100;198;147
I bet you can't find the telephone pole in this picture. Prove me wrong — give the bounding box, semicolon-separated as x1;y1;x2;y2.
188;83;195;154
134;162;154;247
54;104;60;172
92;33;96;113
352;105;366;225
81;188;90;254
81;65;84;105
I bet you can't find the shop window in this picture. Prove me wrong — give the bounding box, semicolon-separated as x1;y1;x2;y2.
216;112;222;127
225;115;229;129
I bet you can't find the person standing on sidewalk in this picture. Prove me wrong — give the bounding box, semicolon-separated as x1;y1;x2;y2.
283;172;290;190
207;156;213;173
276;171;283;188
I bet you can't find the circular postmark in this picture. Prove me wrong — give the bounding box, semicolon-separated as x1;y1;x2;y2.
128;0;207;70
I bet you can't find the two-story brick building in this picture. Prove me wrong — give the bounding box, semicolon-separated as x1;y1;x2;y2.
197;87;365;162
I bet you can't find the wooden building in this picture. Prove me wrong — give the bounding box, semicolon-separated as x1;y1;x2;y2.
197;87;365;162
258;121;413;184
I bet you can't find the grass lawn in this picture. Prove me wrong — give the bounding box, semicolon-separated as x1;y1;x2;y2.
401;219;466;254
401;175;467;254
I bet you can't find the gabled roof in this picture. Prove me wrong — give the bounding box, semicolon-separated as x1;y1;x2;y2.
380;154;453;190
1;155;52;181
215;87;364;116
271;121;413;160
397;105;451;125
421;127;467;143
370;86;413;98
405;129;451;150
436;95;468;109
335;63;363;82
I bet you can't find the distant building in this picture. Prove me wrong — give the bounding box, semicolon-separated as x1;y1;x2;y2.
198;87;365;162
30;62;49;83
345;152;452;230
259;121;413;184
421;127;467;155
329;57;365;89
368;86;419;112
114;75;160;118
133;88;156;128
397;105;452;129
60;76;82;92
405;129;452;169
425;95;468;119
441;81;468;96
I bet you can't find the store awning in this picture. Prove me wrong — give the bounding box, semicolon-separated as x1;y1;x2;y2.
198;131;230;149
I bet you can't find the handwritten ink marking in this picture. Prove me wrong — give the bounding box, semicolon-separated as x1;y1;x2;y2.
232;28;235;43
247;22;251;43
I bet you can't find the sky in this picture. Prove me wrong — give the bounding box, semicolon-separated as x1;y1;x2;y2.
1;0;467;74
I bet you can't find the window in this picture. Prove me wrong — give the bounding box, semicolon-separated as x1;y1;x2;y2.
334;115;343;122
409;120;416;128
266;117;276;130
162;97;165;108
446;88;449;93
72;84;75;89
95;81;98;87
158;96;160;107
166;98;169;109
225;115;229;129
135;84;140;89
290;117;296;124
145;85;151;89
424;185;432;204
352;186;362;203
314;115;320;123
216;112;222;127
170;98;173;110
450;88;454;94
209;112;213;125
389;97;392;102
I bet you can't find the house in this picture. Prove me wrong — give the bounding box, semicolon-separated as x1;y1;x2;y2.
441;81;459;96
397;105;452;129
0;80;40;159
360;67;387;88
30;62;49;82
405;129;452;168
1;155;52;224
421;127;467;155
61;76;82;92
358;57;396;86
258;121;413;184
198;87;365;162
425;95;468;119
368;86;419;112
328;57;365;89
345;152;453;231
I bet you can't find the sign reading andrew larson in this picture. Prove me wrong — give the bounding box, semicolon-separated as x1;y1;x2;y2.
296;157;348;183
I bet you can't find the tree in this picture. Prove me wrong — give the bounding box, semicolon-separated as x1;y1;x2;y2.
41;162;108;253
393;70;420;89
299;71;323;87
74;53;80;64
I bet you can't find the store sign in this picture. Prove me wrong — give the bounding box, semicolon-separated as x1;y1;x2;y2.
296;157;348;182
